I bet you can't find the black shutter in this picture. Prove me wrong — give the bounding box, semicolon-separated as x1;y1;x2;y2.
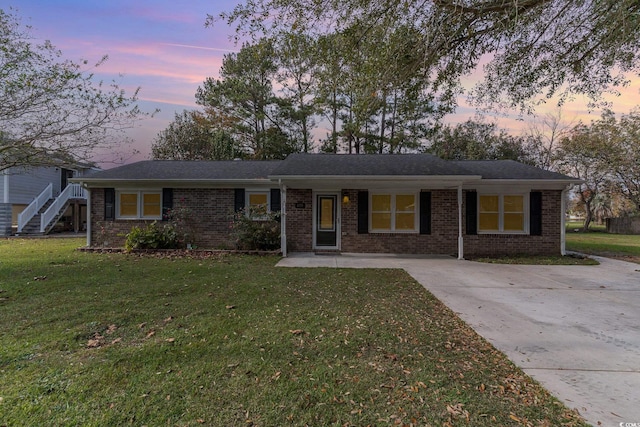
270;188;281;212
465;191;477;235
234;189;245;212
419;191;432;235
104;188;115;221
357;191;368;234
162;188;173;221
530;191;543;236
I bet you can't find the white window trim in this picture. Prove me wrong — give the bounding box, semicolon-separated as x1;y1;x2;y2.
116;190;162;220
478;193;529;235
369;191;419;233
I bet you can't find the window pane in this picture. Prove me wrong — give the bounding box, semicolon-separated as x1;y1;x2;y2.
371;213;391;230
143;193;161;217
120;193;138;216
504;195;524;212
372;194;391;212
395;212;415;230
479;213;499;231
396;194;415;212
479;195;499;212
319;197;334;230
249;193;268;206
504;213;524;231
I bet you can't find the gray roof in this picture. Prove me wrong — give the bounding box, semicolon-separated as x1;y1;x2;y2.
77;155;578;183
271;153;472;176
451;160;575;180
81;160;281;181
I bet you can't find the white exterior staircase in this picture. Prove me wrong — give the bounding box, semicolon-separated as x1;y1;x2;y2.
17;183;86;235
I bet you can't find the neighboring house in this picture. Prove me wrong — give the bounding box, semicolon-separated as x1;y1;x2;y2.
73;153;580;258
0;164;96;236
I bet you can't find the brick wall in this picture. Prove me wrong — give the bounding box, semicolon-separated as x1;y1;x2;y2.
284;188;563;257
341;189;459;255
284;189;313;252
90;188;236;248
463;190;562;257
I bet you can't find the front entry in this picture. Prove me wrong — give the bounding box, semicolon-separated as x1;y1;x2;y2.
314;194;338;249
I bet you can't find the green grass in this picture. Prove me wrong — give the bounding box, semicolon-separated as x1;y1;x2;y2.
0;238;587;426
473;254;598;265
565;220;606;232
566;231;640;259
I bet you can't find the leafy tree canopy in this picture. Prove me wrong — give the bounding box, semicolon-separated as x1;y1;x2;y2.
0;8;147;172
214;0;640;114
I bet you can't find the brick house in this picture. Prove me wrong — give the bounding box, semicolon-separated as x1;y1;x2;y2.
73;153;579;258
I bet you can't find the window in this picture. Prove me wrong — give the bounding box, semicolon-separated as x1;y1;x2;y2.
370;193;417;232
478;194;526;233
117;191;162;219
246;191;270;219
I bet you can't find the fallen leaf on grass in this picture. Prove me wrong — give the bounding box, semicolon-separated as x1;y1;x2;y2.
33;276;47;281
226;305;236;310
163;316;173;323
106;324;117;334
289;329;305;335
166;338;175;343
146;330;156;339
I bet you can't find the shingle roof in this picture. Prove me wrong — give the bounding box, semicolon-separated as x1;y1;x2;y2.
451;160;575;180
271;153;472;176
81;160;281;181
77;155;578;183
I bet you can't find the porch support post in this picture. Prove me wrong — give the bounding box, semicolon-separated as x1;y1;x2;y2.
561;186;568;256
280;182;287;257
3;171;8;203
457;185;464;260
85;187;91;247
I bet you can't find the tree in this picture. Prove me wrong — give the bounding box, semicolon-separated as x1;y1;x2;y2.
0;8;145;171
524;108;573;171
557;118;614;231
607;109;640;209
428;119;532;162
196;40;297;159
215;0;640;114
151;110;244;160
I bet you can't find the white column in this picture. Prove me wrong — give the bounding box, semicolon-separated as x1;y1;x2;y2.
3;171;8;203
561;186;568;256
280;184;287;257
85;187;91;247
458;185;464;260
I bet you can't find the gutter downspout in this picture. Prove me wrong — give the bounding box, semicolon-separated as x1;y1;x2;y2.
561;185;570;256
279;180;287;257
458;185;464;260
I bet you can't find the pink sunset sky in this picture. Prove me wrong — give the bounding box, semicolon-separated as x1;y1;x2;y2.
7;0;640;166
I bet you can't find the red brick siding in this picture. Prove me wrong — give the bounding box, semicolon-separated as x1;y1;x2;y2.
341;189;459;255
463;190;562;257
286;189;563;256
284;189;313;252
90;188;236;248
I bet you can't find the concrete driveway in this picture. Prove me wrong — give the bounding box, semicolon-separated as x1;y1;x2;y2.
277;253;640;427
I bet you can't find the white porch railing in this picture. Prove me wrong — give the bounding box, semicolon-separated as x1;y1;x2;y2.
40;183;86;233
17;183;53;233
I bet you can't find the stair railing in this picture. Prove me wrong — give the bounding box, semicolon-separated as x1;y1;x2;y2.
40;183;86;233
17;183;53;233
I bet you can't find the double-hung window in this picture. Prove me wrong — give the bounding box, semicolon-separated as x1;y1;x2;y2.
117;191;162;219
370;193;417;232
478;194;526;233
246;191;270;219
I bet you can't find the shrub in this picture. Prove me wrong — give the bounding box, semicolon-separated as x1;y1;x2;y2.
125;221;179;252
230;206;281;251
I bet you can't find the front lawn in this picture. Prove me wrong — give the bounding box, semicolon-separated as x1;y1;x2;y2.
566;230;640;263
0;238;587;426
